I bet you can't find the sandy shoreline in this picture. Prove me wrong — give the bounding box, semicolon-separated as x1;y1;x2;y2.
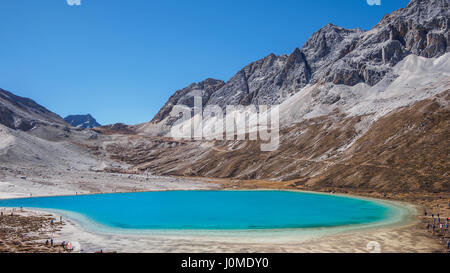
1;186;444;253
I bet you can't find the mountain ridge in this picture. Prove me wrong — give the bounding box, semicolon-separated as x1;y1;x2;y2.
0;88;68;131
65;114;101;129
141;0;449;136
0;0;448;195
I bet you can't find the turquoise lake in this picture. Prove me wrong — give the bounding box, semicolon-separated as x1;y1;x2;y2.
0;191;395;230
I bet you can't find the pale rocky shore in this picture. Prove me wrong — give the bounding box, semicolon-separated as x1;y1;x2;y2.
0;167;220;199
53;213;441;253
0;208;67;253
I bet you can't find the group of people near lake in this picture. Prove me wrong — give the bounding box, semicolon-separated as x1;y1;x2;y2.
423;208;450;252
45;216;76;252
0;208;76;252
44;239;74;251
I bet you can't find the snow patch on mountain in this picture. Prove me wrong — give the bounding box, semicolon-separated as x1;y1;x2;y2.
280;53;450;125
158;53;449;145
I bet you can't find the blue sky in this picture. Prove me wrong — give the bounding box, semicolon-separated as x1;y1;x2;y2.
0;0;409;125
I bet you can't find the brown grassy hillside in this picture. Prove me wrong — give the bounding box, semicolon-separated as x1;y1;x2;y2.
305;91;449;192
101;91;449;193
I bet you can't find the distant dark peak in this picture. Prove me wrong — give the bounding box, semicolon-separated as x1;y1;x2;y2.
64;114;101;129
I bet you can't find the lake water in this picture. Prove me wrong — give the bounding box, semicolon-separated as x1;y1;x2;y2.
0;190;396;230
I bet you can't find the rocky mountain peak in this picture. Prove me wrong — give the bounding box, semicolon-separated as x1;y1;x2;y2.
314;0;449;86
64;114;101;129
144;0;449;136
404;0;449;19
151;78;225;123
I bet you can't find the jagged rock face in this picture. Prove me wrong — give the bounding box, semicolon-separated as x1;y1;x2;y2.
395;0;449;58
206;26;364;108
320;0;450;86
147;0;449;132
208;50;309;107
301;24;364;86
151;78;225;123
0;88;67;131
64;114;101;129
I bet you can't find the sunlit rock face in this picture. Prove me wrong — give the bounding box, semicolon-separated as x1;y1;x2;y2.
142;0;449;137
